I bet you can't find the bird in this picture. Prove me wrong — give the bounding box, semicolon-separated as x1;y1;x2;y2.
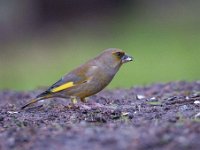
21;48;133;109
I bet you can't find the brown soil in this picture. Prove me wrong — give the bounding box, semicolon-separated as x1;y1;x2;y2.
0;81;200;150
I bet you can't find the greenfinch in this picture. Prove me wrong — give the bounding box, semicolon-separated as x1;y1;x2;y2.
21;48;133;109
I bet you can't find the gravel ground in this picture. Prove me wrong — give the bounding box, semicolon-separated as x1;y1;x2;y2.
0;81;200;150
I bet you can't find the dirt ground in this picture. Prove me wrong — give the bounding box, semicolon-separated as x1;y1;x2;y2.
0;81;200;150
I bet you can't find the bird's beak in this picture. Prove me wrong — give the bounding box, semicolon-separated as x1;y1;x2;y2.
121;54;133;63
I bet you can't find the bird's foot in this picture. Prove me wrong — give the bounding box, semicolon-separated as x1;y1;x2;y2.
71;96;78;104
64;96;79;109
65;104;79;109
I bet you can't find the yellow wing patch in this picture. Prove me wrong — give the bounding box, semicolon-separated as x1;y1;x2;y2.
51;82;74;92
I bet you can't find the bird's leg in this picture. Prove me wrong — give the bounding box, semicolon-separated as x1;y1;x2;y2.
71;96;78;104
65;96;79;109
80;98;87;103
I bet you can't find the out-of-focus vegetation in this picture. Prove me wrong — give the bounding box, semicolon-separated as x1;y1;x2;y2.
0;0;199;90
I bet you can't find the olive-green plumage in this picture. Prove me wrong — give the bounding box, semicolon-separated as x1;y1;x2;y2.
21;48;133;109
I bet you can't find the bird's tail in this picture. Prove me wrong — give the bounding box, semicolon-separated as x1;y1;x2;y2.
21;96;46;110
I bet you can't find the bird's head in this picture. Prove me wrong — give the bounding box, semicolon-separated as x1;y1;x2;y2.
97;48;133;69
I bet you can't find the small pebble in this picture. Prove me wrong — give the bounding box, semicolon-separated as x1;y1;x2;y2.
185;96;189;100
121;112;129;116
136;95;145;100
149;97;158;101
194;100;200;105
7;111;19;114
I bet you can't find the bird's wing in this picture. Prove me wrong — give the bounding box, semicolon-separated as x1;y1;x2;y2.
49;73;87;93
37;65;97;98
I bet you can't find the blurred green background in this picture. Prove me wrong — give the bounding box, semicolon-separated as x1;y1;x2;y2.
0;0;200;90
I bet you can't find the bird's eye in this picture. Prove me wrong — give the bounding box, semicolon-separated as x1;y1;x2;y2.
115;52;124;58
